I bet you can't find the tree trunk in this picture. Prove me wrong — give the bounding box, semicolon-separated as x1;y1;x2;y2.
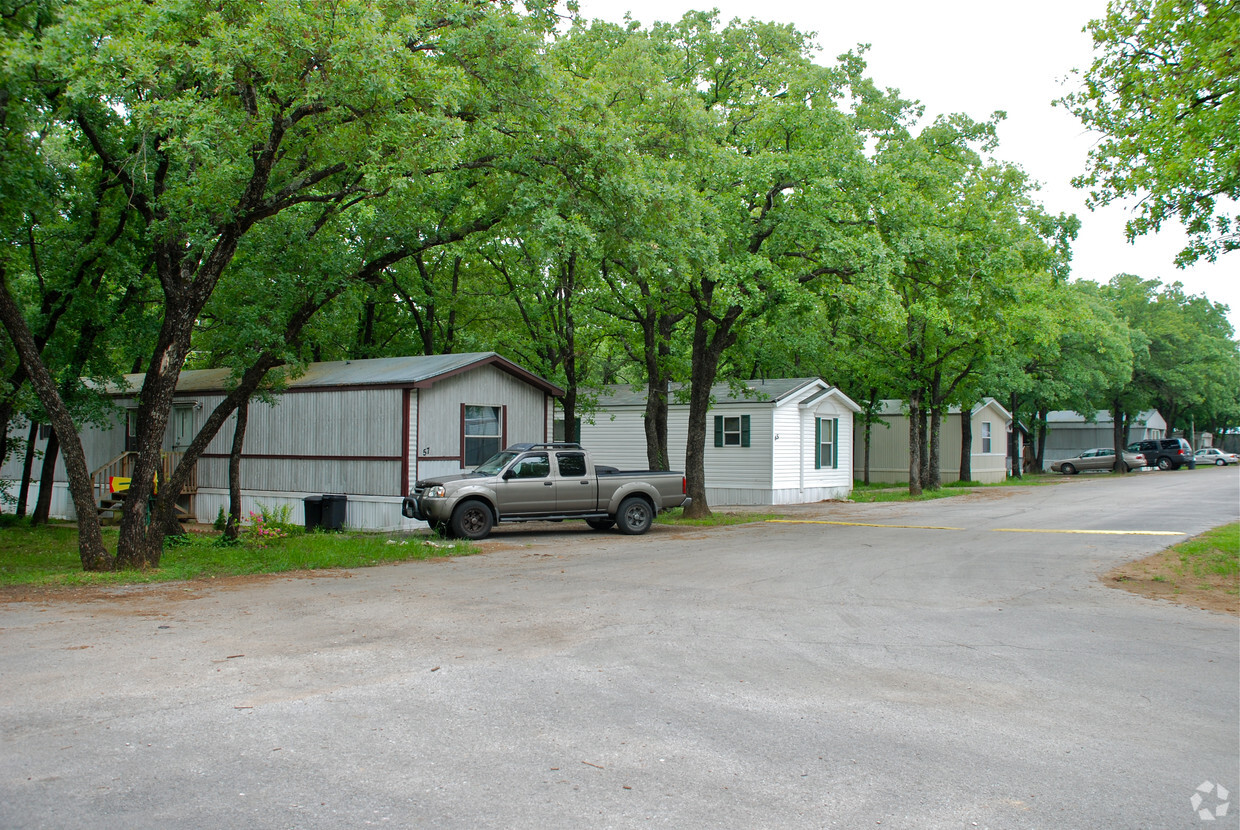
17;421;38;517
682;289;741;518
224;398;249;540
644;376;671;471
918;408;930;486
30;428;59;526
1008;391;1022;479
862;388;878;486
0;272;112;570
959;408;972;483
907;389;923;496
1111;399;1127;473
1035;408;1049;472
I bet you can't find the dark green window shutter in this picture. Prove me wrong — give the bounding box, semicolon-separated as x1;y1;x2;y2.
714;415;723;447
814;418;822;469
741;415;750;447
832;418;840;469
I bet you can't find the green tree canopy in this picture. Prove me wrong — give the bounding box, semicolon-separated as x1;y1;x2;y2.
1061;0;1240;265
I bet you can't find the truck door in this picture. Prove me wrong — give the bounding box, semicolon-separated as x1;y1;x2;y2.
553;451;597;512
499;453;552;516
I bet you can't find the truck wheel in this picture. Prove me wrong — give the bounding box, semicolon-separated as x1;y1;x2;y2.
586;519;615;531
429;520;449;537
616;496;653;535
1156;457;1172;471
450;500;493;540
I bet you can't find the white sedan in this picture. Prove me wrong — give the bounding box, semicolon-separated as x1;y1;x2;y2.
1194;447;1240;466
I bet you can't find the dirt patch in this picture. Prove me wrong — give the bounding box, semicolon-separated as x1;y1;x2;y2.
1104;550;1239;616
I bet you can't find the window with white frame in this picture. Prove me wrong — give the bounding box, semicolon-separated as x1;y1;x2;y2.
463;405;502;466
981;421;992;453
713;415;750;447
815;417;838;469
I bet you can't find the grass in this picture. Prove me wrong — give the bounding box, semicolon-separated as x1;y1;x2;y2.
1173;523;1239;590
657;508;783;526
0;519;468;589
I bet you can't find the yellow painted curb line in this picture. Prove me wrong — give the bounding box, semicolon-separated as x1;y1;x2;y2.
991;528;1186;536
767;520;964;531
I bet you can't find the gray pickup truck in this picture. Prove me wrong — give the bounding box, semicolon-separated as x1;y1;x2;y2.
401;443;691;540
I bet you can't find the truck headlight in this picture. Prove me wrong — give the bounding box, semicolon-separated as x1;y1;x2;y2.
425;485;446;499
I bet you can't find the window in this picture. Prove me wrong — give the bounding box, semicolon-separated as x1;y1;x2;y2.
463;405;502;466
557;452;587;477
713;415;750;448
815;417;838;469
38;423;51;441
981;421;992;453
509;453;549;479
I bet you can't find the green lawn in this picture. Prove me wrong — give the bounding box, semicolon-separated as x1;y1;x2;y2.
0;519;467;588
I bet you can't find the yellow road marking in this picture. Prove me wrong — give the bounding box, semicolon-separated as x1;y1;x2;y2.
991;528;1186;536
767;521;1186;536
768;520;964;531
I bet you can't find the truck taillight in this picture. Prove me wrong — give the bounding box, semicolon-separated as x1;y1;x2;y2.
682;476;687;494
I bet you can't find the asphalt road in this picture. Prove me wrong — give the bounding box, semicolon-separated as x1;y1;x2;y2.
2;468;1237;829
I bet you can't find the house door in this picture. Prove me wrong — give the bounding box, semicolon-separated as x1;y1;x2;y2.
125;410;139;452
171;406;195;451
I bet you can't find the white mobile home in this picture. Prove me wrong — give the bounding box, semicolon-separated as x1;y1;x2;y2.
2;353;562;530
853;398;1012;484
579;378;860;506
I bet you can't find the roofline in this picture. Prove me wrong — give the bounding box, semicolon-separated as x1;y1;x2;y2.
411;354;565;397
104;353;564;398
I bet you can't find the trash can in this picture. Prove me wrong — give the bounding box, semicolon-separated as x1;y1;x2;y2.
321;494;347;531
303;495;323;530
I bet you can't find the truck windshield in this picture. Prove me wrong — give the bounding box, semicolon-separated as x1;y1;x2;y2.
472;451;519;476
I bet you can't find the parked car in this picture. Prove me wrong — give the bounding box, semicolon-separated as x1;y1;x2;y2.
401;443;691;540
1051;447;1147;475
1193;447;1240;466
1125;438;1196;470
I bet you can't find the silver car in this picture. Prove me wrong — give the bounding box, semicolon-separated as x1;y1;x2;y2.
1051;447;1147;475
1193;447;1240;466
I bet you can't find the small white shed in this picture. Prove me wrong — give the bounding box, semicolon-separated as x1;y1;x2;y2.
579;378;860;506
853;398;1012;484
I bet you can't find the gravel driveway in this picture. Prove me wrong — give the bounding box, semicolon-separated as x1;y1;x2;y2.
2;470;1237;829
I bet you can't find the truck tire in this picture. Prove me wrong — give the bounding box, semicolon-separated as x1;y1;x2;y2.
586;519;615;531
616;496;653;535
450;500;494;540
428;520;449;537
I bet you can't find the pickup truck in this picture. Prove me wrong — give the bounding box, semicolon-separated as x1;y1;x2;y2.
401;443;691;540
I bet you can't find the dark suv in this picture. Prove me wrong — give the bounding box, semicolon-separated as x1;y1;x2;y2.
1125;438;1196;470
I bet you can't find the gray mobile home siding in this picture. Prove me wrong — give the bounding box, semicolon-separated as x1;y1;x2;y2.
411;365;550;483
196;387;402;496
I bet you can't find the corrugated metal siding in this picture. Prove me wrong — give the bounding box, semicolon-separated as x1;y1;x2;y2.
196;457;398;497
194;489;422;533
1;408;127;483
413;365;548;475
201;389;400;458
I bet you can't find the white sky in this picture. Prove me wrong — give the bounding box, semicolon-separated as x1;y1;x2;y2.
577;0;1239;329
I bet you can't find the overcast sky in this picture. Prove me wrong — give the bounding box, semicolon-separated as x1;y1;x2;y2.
577;0;1239;328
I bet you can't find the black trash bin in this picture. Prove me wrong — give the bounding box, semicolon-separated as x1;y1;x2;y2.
321;494;347;530
303;495;323;531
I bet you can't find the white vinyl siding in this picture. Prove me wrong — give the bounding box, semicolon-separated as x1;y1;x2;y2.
580;381;856;506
